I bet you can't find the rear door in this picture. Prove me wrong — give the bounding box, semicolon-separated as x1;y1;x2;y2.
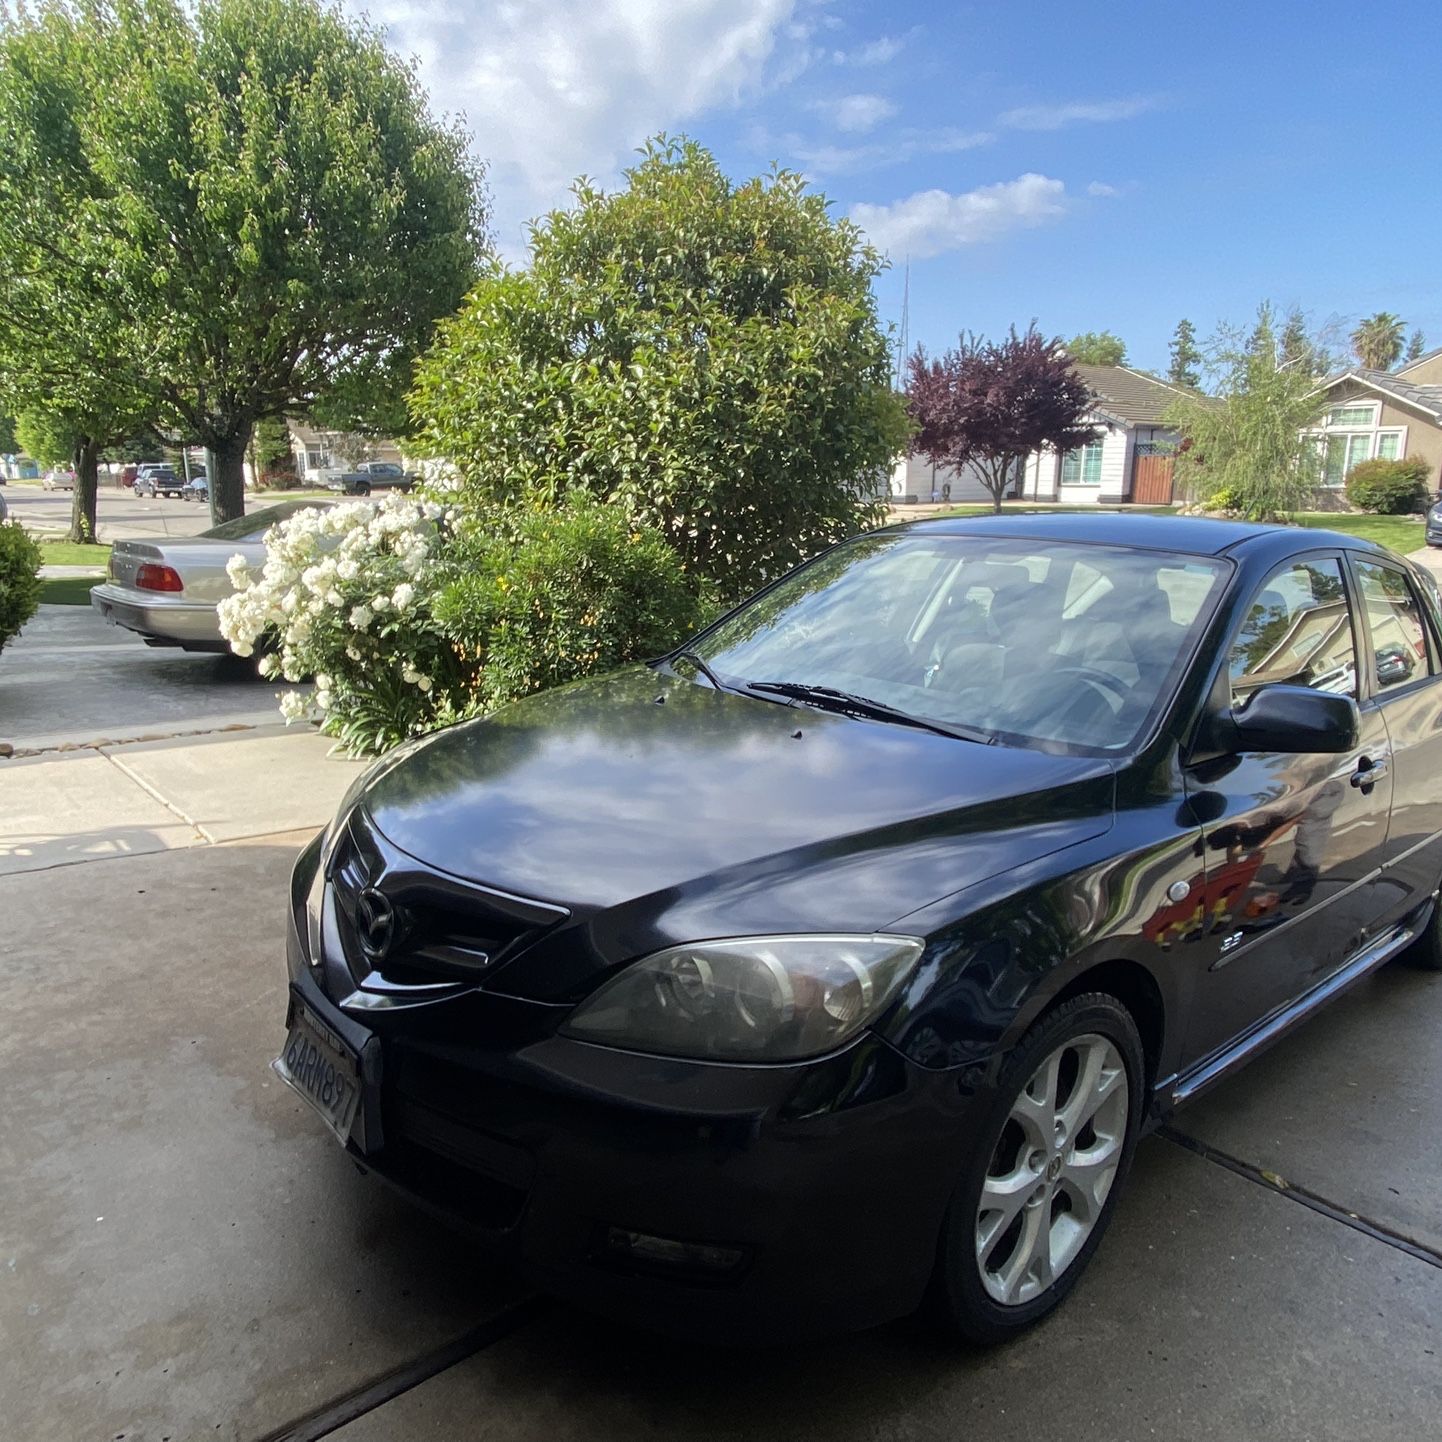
1347;553;1442;922
1182;551;1394;1064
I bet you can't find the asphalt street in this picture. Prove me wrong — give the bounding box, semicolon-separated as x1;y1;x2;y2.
0;509;1438;1440
6;480;228;543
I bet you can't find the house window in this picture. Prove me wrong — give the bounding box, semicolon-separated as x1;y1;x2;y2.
1309;400;1407;487
304;446;330;472
1061;440;1104;485
1322;432;1375;488
1327;404;1379;428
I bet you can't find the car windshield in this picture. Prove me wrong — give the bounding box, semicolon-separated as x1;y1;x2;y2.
202;501;328;542
693;532;1228;753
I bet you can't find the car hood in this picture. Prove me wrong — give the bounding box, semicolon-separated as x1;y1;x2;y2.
360;668;1116;992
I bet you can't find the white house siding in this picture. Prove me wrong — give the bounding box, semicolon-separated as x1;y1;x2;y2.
1025;413;1130;504
891;454;995;503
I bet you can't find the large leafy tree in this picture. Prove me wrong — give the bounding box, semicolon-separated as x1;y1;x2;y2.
906;326;1098;514
1167;319;1202;389
411;138;908;599
1065;330;1127;366
0;0;487;525
1279;306;1330;377
1351;312;1406;371
1166;308;1325;518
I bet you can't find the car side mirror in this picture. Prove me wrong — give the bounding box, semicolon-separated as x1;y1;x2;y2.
1215;683;1359;755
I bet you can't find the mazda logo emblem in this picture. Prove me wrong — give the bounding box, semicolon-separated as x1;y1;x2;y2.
354;887;397;960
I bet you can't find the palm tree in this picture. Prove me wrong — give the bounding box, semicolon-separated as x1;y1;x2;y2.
1351;312;1406;370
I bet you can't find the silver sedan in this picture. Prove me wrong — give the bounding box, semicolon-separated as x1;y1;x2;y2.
90;500;331;652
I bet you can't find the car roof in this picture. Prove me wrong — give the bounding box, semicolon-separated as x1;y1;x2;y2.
878;510;1395;561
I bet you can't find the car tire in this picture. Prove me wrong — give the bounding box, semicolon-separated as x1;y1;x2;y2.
354;481;371;496
928;992;1145;1344
1401;892;1442;971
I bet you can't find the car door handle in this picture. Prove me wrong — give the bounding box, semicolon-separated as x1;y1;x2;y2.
1350;756;1390;788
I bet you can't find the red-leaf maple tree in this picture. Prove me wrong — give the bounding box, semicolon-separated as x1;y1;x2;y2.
906;326;1099;512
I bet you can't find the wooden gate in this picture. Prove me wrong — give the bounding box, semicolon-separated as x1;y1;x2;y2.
1132;453;1175;504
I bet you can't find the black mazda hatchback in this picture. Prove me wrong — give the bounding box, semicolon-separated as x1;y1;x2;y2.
275;513;1442;1342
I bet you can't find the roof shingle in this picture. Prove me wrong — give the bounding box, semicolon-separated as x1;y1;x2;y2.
1069;363;1196;426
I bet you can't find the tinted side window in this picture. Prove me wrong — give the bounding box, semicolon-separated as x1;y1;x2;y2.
1229;558;1356;704
1354;559;1435;693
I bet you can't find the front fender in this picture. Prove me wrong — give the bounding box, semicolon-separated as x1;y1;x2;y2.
876;794;1205;1086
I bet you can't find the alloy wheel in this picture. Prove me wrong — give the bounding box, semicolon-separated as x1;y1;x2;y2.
975;1032;1129;1306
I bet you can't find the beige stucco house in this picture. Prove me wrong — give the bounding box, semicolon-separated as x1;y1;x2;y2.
1308;348;1442;494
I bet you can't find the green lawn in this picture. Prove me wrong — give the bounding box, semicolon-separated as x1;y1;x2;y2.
38;539;112;567
926;504;1428;557
39;574;100;605
1294;512;1426;555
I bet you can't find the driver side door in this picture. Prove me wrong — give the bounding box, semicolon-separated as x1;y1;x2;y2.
1181;552;1394;1066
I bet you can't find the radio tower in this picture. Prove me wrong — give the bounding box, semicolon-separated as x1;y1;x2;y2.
895;257;910;388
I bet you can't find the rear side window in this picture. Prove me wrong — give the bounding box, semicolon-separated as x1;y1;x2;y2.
1354;559;1435;693
1229;558;1357;704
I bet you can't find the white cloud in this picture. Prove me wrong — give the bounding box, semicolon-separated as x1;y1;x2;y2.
1086;180;1120;197
814;92;897;134
850;174;1068;259
997;96;1157;131
354;0;810;252
832;33;909;65
791;126;993;177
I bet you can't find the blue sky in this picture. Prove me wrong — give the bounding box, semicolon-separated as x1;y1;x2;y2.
357;0;1440;375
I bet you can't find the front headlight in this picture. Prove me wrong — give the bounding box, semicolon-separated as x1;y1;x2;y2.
561;934;924;1063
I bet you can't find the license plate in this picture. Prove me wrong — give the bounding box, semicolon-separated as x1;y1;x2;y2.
273;1004;361;1144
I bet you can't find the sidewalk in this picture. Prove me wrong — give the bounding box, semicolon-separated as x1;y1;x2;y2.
1;724;365;875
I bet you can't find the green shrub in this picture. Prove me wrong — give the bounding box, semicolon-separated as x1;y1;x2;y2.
409;138;908;601
434;498;706;715
1203;483;1243;512
1344;456;1431;514
0;521;43;655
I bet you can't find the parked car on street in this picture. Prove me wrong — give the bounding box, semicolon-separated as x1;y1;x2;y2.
275;513;1442;1342
327;460;415;496
90;499;331;650
180;474;209;503
42;468;76;491
133;465;187;499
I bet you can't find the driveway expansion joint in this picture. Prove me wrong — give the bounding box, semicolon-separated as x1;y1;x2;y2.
1160;1125;1442;1270
101;750;214;844
254;1295;547;1442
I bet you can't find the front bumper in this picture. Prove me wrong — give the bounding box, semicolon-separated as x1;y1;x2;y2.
281;839;982;1338
90;583;226;649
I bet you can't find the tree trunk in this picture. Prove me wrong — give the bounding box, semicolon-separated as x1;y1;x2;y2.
69;435;101;543
208;425;252;524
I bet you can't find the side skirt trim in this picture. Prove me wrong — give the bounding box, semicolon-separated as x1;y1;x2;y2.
1168;904;1430;1107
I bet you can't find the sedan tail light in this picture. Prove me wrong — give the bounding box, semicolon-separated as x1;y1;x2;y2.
135;563;184;593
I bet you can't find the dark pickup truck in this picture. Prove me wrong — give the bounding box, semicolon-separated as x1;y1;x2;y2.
328;461;416;496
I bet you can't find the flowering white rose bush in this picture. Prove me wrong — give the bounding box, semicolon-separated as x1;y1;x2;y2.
219;497;466;754
220;492;707;756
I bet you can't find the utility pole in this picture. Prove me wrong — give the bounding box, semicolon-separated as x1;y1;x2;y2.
895;257;910;388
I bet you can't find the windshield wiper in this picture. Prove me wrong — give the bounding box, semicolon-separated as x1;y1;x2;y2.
745;681;993;744
672;649;731;693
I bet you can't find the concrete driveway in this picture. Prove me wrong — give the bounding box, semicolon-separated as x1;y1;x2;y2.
1;605;306;754
2;667;1439;1438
